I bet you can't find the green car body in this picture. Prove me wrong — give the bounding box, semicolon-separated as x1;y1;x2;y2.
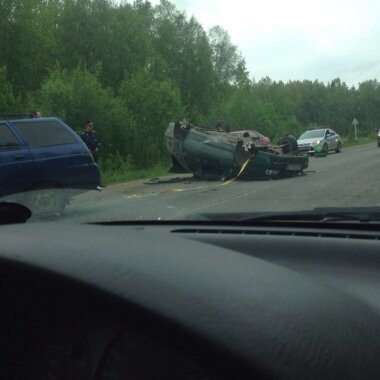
165;122;309;180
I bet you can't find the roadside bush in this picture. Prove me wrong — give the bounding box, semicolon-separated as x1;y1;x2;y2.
0;66;20;112
34;67;134;158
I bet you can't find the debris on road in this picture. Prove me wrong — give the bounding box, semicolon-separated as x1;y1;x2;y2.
143;176;193;185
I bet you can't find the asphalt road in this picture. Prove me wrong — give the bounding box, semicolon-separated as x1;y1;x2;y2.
63;143;380;222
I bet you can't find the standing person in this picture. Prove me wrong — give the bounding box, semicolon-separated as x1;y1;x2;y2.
81;120;101;163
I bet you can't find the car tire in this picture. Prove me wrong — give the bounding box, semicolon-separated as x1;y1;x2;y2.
378;142;380;148
335;142;342;153
213;120;230;133
322;143;328;155
278;135;298;153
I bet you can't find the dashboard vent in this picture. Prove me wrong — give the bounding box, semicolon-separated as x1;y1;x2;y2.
171;228;380;240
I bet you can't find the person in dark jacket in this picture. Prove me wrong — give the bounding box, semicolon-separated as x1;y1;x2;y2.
80;120;101;163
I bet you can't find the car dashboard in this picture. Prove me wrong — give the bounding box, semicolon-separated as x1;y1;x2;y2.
1;266;219;380
1;221;380;380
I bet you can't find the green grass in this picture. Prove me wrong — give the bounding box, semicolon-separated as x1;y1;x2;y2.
341;135;377;148
100;161;170;185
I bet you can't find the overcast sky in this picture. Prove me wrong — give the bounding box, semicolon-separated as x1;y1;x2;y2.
147;0;380;87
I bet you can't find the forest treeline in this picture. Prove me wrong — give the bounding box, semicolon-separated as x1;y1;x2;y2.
1;0;379;168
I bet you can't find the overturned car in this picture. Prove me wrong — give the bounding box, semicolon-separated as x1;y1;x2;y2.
165;121;309;180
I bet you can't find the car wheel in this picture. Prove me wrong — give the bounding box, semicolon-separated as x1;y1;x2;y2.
278;135;298;153
213;120;230;133
378;142;380;148
335;142;342;153
26;188;67;218
322;143;328;155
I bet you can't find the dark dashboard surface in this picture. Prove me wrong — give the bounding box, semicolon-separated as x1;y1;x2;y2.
1;222;380;380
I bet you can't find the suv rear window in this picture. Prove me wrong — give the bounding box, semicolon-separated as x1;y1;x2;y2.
0;124;20;151
15;121;76;148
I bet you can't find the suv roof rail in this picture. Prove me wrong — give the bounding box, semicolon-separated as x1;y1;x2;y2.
0;113;31;120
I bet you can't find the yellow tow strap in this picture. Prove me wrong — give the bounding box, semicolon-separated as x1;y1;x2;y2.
161;154;253;193
221;155;252;185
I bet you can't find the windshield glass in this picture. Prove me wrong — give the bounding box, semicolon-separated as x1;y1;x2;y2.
1;0;379;223
299;130;326;139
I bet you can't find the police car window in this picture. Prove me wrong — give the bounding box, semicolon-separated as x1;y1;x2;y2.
15;121;76;148
0;124;20;151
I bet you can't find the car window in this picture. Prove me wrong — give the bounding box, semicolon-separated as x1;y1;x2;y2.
15;121;76;148
0;124;20;151
299;130;325;139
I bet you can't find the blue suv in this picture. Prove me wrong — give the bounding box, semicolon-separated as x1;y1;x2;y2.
0;116;101;216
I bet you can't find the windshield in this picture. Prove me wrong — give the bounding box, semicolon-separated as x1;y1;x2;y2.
1;0;380;223
299;130;326;139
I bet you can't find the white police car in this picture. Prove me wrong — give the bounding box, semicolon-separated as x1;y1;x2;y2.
297;128;342;155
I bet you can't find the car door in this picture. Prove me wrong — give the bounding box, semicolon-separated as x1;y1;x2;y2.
325;129;334;151
330;129;339;149
0;123;33;197
328;129;339;150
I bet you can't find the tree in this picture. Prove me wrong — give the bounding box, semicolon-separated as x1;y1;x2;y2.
0;65;19;111
152;1;214;118
0;0;61;94
208;26;248;88
36;66;133;156
357;80;380;135
118;69;184;167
